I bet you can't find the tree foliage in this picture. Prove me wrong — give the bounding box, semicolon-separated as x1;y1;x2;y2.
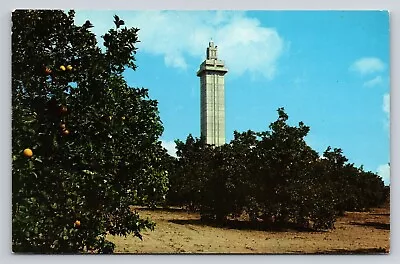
12;10;169;253
168;108;387;230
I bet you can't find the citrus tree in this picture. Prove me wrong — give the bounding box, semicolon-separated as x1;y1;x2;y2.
169;108;387;230
168;135;211;210
12;9;169;253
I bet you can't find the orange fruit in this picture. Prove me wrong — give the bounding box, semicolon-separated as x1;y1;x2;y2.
62;129;70;136
44;67;52;75
23;148;33;157
60;65;66;71
66;65;73;71
74;220;81;228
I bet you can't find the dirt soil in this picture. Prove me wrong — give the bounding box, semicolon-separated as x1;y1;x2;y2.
107;205;390;254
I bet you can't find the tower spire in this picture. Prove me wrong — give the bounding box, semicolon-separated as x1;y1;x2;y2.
207;39;217;60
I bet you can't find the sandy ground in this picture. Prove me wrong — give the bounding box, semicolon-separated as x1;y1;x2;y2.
107;205;390;254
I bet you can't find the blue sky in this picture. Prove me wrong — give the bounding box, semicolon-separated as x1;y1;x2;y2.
74;10;390;185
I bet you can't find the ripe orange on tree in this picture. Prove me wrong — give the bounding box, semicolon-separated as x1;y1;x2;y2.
62;129;70;136
74;220;81;228
44;67;52;75
59;65;66;71
23;148;33;157
66;65;73;71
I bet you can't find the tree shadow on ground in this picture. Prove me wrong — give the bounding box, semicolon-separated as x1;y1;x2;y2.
370;213;390;216
169;218;321;233
309;247;388;255
131;206;189;213
349;221;390;230
145;207;190;213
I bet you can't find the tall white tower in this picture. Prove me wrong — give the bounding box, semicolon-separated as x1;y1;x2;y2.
197;41;228;146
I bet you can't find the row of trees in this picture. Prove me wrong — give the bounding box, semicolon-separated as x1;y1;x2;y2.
12;10;170;253
167;108;387;230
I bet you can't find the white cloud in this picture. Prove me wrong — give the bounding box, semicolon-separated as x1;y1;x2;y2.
164;54;187;69
350;57;385;75
383;93;390;132
74;11;285;79
383;93;390;114
377;163;390;185
161;140;177;157
363;75;383;87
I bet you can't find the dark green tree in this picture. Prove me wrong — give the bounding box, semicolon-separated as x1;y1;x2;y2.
12;9;169;253
168;107;386;230
168;135;212;210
